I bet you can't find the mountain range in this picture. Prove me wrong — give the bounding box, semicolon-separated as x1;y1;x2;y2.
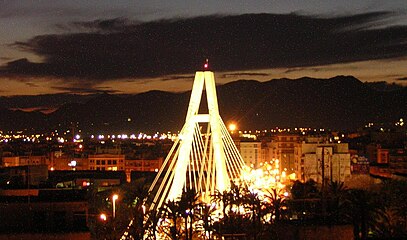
0;76;406;133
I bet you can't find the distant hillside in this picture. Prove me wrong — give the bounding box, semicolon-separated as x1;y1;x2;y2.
0;76;406;133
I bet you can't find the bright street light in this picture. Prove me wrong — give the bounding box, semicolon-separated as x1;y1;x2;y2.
228;123;237;132
142;205;146;215
100;213;107;221
112;194;119;218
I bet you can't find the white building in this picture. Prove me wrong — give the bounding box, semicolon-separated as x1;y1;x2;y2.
294;138;351;183
239;141;262;168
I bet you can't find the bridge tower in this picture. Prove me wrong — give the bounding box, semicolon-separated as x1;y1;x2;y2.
148;67;246;210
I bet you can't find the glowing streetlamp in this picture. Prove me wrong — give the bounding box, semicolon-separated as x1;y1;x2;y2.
100;213;107;222
142;204;146;215
228;123;237;133
112;194;119;218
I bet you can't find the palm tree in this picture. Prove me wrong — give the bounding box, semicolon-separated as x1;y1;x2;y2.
228;182;246;213
195;203;217;239
121;178;150;208
326;181;348;224
160;200;181;240
179;188;200;240
371;206;407;239
372;180;407;239
345;189;379;240
144;209;161;240
243;190;264;239
264;188;286;223
211;184;252;238
291;179;320;199
119;179;150;239
212;189;230;218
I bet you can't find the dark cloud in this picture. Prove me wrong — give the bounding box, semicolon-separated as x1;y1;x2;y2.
25;82;39;87
284;67;321;74
55;18;138;33
1;12;407;84
396;77;407;81
222;72;269;78
160;75;195;81
51;86;120;94
0;57;13;61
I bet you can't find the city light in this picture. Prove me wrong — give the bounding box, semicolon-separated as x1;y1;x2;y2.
228;123;237;132
100;213;107;221
68;160;77;167
112;194;119;219
241;159;287;196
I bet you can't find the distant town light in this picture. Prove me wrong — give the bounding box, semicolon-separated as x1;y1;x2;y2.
68;160;77;167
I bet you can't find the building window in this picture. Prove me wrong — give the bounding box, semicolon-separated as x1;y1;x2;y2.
113;160;117;165
101;160;106;165
108;160;112;165
96;160;100;165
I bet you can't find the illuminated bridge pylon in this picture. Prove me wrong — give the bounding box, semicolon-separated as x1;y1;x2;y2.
148;70;246;211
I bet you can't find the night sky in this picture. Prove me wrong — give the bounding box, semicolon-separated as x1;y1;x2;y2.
0;1;407;96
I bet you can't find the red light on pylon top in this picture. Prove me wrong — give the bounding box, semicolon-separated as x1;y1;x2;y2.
204;59;209;70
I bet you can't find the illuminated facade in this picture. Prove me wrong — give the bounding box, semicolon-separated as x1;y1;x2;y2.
269;134;301;173
88;154;125;171
125;158;163;182
294;139;351;183
49;151;73;170
377;148;389;164
239;141;262;168
1;156;20;167
2;155;50;167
